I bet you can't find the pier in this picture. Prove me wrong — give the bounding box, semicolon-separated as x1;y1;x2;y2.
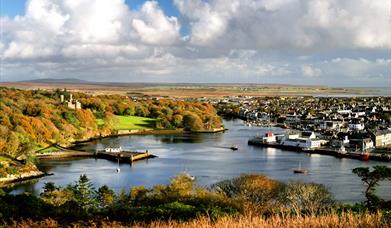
96;150;156;163
36;148;157;164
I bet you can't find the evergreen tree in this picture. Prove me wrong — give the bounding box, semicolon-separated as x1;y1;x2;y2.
71;174;98;212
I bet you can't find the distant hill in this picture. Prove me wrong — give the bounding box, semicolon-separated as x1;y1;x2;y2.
22;78;91;84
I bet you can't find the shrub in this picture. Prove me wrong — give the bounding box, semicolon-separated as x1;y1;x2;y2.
213;174;281;207
278;181;334;215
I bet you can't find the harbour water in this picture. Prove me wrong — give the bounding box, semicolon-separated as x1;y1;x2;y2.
11;119;391;202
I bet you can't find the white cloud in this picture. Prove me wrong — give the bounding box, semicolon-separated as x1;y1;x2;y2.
301;65;321;77
132;1;181;45
321;58;391;82
0;0;389;86
0;0;181;60
175;0;391;50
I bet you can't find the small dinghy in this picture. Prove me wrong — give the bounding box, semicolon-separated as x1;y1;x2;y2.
293;161;308;174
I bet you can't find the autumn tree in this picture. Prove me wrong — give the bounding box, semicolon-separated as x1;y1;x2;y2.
183;112;204;131
97;185;115;208
214;174;281;207
278;182;334;215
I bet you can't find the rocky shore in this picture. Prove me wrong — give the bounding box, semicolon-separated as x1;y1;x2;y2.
0;170;46;187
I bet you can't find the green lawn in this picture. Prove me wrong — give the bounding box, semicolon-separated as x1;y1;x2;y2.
0;155;12;162
98;115;156;130
37;146;63;153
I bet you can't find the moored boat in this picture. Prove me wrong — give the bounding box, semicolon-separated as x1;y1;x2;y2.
293;161;308;174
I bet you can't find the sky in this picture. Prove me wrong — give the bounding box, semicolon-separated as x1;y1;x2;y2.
0;0;390;86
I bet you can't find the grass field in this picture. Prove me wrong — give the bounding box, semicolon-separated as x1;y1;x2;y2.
0;82;383;98
37;146;63;153
0;155;12;162
13;212;387;228
98;115;156;130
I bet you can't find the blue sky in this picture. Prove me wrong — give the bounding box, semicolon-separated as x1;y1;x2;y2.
0;0;26;17
0;0;390;86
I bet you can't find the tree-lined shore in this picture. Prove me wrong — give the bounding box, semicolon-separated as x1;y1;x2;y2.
0;87;222;179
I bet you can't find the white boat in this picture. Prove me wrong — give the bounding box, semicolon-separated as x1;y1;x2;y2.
116;157;120;173
182;170;196;180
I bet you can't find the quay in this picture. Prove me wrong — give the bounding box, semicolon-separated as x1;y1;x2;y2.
96;150;156;163
36;147;157;164
36;151;94;159
248;139;391;162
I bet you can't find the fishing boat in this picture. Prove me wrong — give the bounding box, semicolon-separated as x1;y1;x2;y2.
361;151;370;161
293;161;308;174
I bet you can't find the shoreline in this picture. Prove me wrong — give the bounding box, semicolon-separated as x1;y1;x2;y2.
1;127;226;188
0;170;48;187
71;127;226;145
248;139;391;162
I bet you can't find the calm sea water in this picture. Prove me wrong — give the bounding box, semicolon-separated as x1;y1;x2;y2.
11;119;391;202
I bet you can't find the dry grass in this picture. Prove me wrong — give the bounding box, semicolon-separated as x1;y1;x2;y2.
11;212;389;228
136;213;388;228
0;82;371;98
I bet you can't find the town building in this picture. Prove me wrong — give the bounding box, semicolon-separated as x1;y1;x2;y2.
66;94;82;110
105;147;122;153
370;129;391;148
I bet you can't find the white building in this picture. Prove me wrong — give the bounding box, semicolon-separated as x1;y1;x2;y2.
67;93;82;110
281;131;321;149
105;147;122;153
281;138;321;149
263;132;277;143
337;110;352;115
349;123;365;131
301;131;316;139
370;130;391;148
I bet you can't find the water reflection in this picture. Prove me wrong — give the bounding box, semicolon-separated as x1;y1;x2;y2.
157;134;206;144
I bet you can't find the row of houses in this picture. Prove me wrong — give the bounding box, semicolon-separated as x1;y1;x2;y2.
260;129;391;151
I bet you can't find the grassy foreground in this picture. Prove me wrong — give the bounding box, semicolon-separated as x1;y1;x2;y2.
11;212;389;228
97;115;156;130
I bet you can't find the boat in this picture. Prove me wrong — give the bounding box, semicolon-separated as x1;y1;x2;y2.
293;161;308;174
183;172;195;181
361;151;370;161
186;173;195;181
116;157;120;173
230;145;239;150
